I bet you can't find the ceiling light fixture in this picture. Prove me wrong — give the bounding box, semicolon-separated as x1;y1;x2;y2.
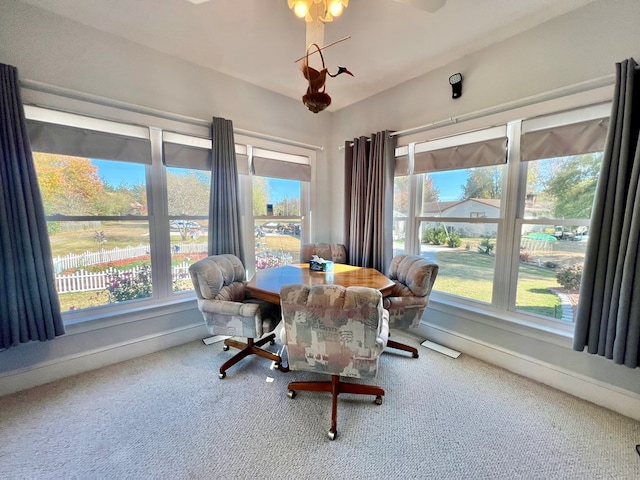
287;0;349;23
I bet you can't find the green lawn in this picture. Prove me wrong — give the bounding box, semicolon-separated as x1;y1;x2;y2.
434;249;562;318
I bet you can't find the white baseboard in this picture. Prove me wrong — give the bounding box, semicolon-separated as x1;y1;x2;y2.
0;323;208;397
419;323;640;422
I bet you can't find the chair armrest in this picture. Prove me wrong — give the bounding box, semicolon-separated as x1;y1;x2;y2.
198;299;260;318
377;309;390;351
382;296;428;330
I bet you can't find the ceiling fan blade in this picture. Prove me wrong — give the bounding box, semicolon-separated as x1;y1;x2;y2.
391;0;447;13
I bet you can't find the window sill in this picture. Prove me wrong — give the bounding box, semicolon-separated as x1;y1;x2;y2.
62;293;199;335
427;294;574;349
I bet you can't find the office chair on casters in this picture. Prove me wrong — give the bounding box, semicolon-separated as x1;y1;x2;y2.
189;254;284;379
280;284;389;440
383;254;439;358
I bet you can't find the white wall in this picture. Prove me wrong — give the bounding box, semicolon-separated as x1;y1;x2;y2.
330;0;640;416
0;0;333;393
330;0;640;239
1;0;639;417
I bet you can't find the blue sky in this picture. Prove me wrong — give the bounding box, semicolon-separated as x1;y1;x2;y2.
92;159;466;202
93;159;145;186
430;170;468;201
93;160;298;203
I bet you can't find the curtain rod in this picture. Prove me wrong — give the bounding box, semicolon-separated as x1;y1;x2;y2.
338;74;617;151
19;78;324;151
389;74;616;139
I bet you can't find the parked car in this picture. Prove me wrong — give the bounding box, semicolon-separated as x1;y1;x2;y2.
170;220;201;231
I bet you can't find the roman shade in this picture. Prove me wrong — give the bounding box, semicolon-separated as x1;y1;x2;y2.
26;120;152;164
394;125;507;175
521;118;609;162
162;131;249;173
252;148;311;181
24;105;151;164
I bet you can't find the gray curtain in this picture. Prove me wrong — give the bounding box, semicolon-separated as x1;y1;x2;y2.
344;131;395;272
573;58;640;368
0;63;64;350
208;117;245;266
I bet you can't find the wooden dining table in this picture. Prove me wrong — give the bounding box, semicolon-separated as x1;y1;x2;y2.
246;263;395;305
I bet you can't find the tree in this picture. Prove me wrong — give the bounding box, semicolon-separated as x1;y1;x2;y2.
33;153;105;215
461;166;502;199
166;171;209;240
274;196;300;216
423;175;440;202
544;153;601;219
394;176;410;214
166;171;209;216
394;175;439;215
253;177;270;215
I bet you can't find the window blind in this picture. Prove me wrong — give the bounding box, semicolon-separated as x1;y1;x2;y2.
27;120;152;164
252;148;311;181
520;118;609;161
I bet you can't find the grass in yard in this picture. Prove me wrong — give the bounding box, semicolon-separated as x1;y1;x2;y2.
516;262;562;318
58;290;110;311
49;221;208;257
434;249;562;317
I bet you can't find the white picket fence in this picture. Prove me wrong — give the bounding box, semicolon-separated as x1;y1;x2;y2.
53;243;208;273
55;261;193;293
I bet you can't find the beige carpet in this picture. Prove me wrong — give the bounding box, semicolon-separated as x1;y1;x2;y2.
1;333;639;479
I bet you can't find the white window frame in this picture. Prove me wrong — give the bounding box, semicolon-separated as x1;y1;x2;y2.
393;95;612;338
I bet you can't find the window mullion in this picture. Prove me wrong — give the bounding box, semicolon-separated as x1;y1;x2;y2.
406;142;420;254
495;120;523;311
148;126;172;299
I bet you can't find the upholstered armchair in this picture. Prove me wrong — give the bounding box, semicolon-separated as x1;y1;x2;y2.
383;254;439;358
280;284;389;440
189;254;283;379
300;243;348;264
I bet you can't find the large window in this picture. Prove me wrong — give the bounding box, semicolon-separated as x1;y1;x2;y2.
393;103;610;330
395;126;507;305
240;143;312;277
26;107;314;318
27;108;154;312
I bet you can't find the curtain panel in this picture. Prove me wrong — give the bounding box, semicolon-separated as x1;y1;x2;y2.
573;58;640;368
344;132;395;273
0;63;64;350
208;117;245;266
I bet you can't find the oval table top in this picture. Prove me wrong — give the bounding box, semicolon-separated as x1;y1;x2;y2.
246;263;395;305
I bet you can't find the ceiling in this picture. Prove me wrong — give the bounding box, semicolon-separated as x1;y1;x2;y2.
18;0;596;112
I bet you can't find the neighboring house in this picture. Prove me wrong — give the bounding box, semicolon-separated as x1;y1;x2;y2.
422;198;500;237
421;196;555;237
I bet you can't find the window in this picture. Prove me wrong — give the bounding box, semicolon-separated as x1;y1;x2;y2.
514;107;609;322
26;106;314;320
162;131;212;292
395;126;507;305
240;143;312;276
27;107;154;312
393;103;610;330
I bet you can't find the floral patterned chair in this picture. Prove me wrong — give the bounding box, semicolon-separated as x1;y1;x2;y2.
189;254;283;379
300;243;348;264
383;254;439;358
280;284;389;440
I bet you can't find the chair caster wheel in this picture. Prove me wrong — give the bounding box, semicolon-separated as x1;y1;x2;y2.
328;430;337;441
412;352;419;358
287;390;296;399
374;395;383;405
222;345;229;351
218;372;226;379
